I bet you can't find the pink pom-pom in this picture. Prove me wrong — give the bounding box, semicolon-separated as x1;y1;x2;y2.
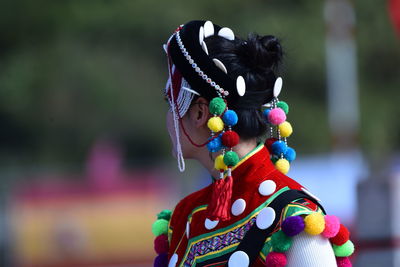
268;108;287;125
336;256;352;267
323;215;341;238
265;252;287;267
154;234;169;254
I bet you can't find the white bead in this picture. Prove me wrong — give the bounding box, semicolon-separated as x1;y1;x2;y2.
236;76;246;96
168;253;178;267
228;250;249;267
201;41;209;55
256;207;276;230
212;58;228;74
231;198;246;216
203;20;215;38
258;180;277;196
301;187;321;202
273;77;283;98
218;27;235;41
199;26;204;45
205;218;219;230
163;44;168;53
186;221;190;238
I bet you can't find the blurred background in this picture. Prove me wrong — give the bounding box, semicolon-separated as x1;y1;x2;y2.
0;0;399;266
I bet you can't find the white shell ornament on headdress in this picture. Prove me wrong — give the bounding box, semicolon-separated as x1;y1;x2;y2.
203;21;215;38
236;76;246;96
273;77;283;98
218;27;235;41
199;26;204;45
201;41;209;55
212;58;228;74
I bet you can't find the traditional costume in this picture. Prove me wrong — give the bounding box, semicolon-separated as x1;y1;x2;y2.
152;20;355;267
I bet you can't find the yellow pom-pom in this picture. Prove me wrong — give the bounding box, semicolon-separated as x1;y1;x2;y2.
275;158;290;174
207;117;224;132
214;154;227;170
279;121;293;138
304;213;325;235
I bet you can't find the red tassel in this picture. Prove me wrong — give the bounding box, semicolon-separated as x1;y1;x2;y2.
207;175;233;221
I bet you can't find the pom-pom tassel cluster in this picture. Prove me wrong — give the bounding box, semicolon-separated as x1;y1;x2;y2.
265;212;354;267
263;79;296;175
206;97;240;221
151;209;172;267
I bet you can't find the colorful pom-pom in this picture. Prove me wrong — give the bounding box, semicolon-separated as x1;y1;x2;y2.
336;256;352;267
222;110;238;126
263;109;271;122
157;210;172;221
277;101;289;114
281;216;305;237
322;215;341;238
265;251;287;267
154;253;168;267
223;151;239;167
207;116;224;132
209;97;226;115
330;224;350;246
333;240;355;257
271;155;279;164
207;136;223;152
152;219;168;236
272;141;287;155
304;213;325;235
268;108;287;125
154;234;169;254
271;231;292;252
221;131;239;148
275;159;290;174
265;138;278;153
284;147;296;162
214;154;227;170
278;121;293;138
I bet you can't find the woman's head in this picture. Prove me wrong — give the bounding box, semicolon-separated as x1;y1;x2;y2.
164;20;283;171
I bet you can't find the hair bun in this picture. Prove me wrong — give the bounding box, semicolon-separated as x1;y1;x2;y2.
238;33;283;72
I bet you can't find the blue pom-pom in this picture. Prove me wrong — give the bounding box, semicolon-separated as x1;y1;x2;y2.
222;110;238;126
263;109;271;122
284;147;296;162
207;136;223;152
272;141;287;155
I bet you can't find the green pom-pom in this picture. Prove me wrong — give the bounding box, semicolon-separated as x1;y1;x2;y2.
157;209;172;221
277;101;289;114
152;219;168;236
209;97;226;115
271;231;292;252
271;155;279;164
332;240;355;257
223;151;239;167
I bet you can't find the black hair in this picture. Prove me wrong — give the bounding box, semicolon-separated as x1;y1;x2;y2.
205;33;283;140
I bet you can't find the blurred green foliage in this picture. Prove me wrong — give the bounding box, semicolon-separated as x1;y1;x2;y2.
0;0;398;168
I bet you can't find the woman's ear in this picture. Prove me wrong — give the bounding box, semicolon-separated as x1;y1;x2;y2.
188;97;210;128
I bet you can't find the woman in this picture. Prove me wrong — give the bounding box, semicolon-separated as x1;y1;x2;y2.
152;20;354;267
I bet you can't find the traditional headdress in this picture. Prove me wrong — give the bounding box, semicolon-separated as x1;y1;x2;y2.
164;20;296;221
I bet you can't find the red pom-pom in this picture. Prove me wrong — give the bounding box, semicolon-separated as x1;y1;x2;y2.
330;224;350;246
336;256;352;267
154;234;169;254
265;138;278;153
222;131;239;148
265;251;287;267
